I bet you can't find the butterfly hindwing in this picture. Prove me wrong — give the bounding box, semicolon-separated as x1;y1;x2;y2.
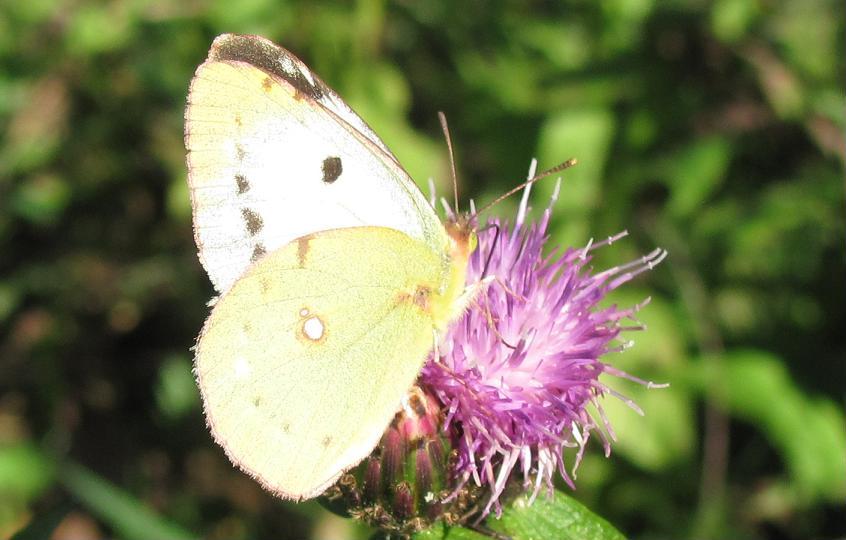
195;227;444;499
185;34;445;293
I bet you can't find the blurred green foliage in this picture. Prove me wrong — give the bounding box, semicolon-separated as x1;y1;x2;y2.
1;1;843;539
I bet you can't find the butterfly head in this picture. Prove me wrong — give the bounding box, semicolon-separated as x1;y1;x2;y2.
444;212;478;262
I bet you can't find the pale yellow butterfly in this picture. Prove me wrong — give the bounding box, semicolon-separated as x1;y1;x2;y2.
185;34;475;500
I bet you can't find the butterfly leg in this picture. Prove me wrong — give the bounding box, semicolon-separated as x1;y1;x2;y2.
448;276;493;321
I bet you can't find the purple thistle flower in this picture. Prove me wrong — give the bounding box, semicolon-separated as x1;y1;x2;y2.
421;166;667;517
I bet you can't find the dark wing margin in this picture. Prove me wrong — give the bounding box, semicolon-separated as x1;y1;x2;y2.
209;33;325;101
206;33;398;164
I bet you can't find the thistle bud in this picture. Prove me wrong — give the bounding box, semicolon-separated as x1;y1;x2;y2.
321;386;476;535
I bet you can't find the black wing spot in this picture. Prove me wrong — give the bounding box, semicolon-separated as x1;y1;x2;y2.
241;208;263;236
251;243;266;262
321;156;342;184
235;173;250;194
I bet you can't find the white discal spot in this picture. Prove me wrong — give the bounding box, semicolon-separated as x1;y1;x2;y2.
302;316;324;341
234;356;251;379
299;308;309;317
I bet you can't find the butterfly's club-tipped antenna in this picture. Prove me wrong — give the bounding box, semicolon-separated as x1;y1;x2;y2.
473;158;579;220
461;158;578;286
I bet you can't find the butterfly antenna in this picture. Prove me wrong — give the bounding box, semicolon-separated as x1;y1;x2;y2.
474;158;578;219
438;111;460;215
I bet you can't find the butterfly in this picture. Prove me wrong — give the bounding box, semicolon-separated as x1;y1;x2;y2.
184;34;476;500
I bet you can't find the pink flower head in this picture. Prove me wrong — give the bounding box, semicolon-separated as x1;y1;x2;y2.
421;166;667;517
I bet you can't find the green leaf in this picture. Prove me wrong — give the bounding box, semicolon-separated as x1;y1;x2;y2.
490;491;626;540
603;379;695;471
723;172;839;283
594;293;695;471
208;0;286;31
710;0;760;43
511;19;591;70
661;136;731;219
63;4;133;56
10;174;71;225
456;51;540;112
345;63;442;195
58;462;195;540
697;350;846;502
602;292;687;371
415;522;490;540
768;0;840;80
0;282;21;325
154;354;201;421
0;443;55;501
414;491;626;540
598;0;656;54
166;175;192;222
536;108;616;246
0;444;56;537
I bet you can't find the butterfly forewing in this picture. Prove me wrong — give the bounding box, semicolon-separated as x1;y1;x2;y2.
185;33;445;293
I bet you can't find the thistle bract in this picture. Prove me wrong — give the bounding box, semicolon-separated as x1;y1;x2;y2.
322;386;479;535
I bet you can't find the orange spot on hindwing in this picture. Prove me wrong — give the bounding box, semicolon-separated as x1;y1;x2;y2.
297;237;310;267
396;285;432;313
